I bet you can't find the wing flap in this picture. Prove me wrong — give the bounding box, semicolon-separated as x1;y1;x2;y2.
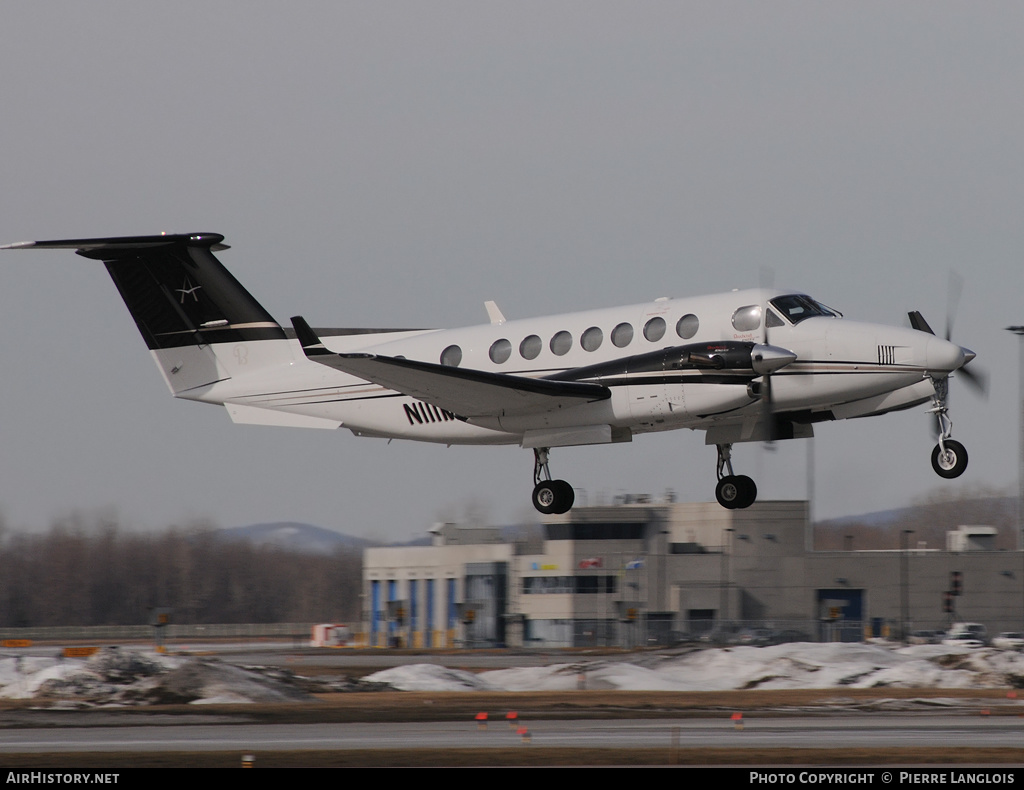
292;316;610;418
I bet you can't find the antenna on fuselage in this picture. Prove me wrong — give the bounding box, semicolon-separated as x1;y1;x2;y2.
484;301;506;325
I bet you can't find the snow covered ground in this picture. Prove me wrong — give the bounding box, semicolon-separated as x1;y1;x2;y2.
364;643;1024;693
2;642;1023;705
0;647;314;705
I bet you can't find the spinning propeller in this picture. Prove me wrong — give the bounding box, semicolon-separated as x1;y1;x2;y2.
907;272;987;395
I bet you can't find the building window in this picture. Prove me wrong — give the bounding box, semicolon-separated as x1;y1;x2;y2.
522;575;618;594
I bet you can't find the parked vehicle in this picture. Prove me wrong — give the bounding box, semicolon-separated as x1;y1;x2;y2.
735;628;776;646
991;632;1024;650
909;630;945;645
941;634;984;648
942;627;983;647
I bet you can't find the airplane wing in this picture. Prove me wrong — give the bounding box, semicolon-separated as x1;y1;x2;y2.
292;316;610;418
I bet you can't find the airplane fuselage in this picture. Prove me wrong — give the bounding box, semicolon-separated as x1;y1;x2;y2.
180;287;962;449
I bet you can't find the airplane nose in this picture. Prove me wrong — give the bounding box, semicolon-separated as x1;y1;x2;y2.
926;337;966;373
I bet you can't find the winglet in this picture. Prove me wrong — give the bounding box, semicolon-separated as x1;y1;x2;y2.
291;316;331;356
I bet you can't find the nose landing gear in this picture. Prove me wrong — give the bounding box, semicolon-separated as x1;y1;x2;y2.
715;443;757;509
928;377;968;479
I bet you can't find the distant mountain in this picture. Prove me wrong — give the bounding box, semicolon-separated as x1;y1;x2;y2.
215;521;541;555
216;522;378;555
817;497;1016;529
815;496;1017;551
817;508;913;528
215;522;450;554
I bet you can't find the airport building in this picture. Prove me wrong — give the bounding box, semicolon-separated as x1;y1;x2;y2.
362;500;1024;648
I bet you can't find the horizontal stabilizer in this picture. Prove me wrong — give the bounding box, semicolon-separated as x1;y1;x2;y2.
292;316;610;418
2;233;230;253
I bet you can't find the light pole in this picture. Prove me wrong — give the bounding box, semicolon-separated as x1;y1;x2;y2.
720;528;734;632
1006;326;1024;632
900;529;914;643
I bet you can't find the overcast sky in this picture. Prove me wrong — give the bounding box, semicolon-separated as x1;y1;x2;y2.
1;2;1021;541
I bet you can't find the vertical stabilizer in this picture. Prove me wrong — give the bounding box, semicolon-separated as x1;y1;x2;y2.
4;234;292;396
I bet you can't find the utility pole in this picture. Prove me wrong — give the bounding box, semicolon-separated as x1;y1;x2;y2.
720;528;734;630
1006;326;1024;631
900;529;914;643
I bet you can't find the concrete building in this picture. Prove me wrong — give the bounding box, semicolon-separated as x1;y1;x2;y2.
362;500;1024;648
364;523;512;648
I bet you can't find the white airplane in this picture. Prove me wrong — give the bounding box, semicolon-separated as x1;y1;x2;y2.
4;233;982;514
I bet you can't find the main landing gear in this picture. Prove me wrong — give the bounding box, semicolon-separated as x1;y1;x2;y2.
715;443;757;510
531;447;575;515
928;377;968;478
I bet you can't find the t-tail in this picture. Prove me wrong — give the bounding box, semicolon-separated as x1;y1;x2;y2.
2;233;296;400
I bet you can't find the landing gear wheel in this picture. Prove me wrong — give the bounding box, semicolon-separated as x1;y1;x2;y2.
931;440;968;479
716;475;757;509
553;480;575;513
734;475;757;509
532;480;575;514
532;481;558;514
716;476;741;509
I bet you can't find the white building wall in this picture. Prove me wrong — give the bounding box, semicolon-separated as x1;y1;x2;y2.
364;543;512;647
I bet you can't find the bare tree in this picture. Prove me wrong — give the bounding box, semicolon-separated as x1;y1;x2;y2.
0;514;362;627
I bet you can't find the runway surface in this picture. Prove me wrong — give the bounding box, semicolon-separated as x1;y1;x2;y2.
2;714;1021;753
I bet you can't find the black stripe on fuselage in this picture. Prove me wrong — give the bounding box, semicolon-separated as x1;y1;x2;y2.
233;357;919;411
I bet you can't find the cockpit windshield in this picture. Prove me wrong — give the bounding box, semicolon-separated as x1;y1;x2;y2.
769;294;841;325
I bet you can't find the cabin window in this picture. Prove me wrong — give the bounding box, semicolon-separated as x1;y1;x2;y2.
520;334;542;360
550;330;573;356
732;305;762;332
581;326;603;352
440;345;462;367
489;338;512;364
611;322;633;348
676;314;699;339
643;316;666;342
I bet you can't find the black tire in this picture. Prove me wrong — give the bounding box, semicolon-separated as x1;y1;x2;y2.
532;480;575;514
552;480;575;514
735;475;758;509
931;440;968;479
716;475;742;509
